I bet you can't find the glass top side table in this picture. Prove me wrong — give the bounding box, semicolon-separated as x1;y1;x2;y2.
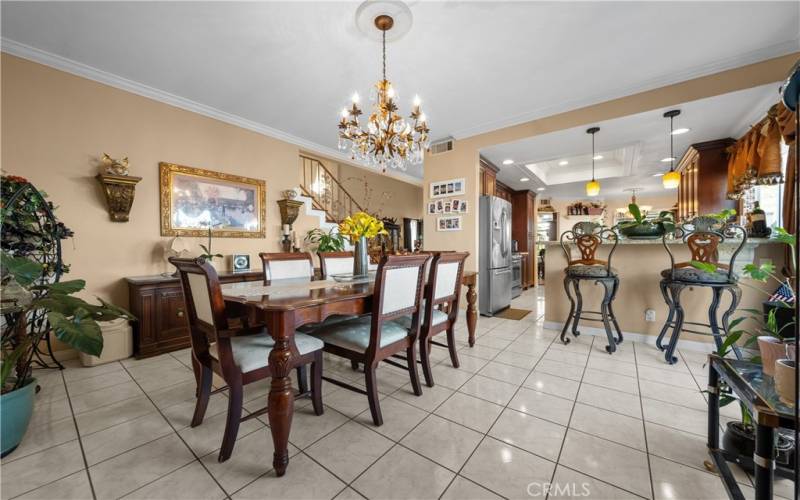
707;355;796;500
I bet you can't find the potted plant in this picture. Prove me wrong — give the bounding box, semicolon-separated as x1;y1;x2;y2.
1;252;134;457
305;227;345;253
198;226;223;269
694;226;796;375
338;212;387;276
616;203;675;239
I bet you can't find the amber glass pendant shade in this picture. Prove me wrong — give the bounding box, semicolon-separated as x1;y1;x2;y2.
586;179;601;197
662;170;680;189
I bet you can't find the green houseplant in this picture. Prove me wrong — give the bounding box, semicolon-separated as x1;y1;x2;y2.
305;227;345;253
0;252;134;456
616;203;675;239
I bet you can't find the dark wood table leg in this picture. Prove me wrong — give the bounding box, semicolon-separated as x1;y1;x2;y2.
266;310;296;477
707;359;720;451
465;280;477;347
754;423;774;500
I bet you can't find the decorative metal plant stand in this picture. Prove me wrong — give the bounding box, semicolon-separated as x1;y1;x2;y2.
2;181;69;370
559;222;623;354
656;217;746;364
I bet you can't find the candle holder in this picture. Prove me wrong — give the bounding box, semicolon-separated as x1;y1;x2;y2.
277;199;304;252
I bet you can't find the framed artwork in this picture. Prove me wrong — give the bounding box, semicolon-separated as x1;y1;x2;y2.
459;200;468;213
427;202;437;215
436;216;462;231
436;200;444;213
443;201;452;214
451;199;461;212
430;177;466;199
159;162;266;238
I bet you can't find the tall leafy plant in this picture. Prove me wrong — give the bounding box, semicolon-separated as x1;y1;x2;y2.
1;252;134;392
305;227;345;252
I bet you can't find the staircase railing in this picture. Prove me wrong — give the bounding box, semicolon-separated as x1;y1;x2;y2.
299;155;364;223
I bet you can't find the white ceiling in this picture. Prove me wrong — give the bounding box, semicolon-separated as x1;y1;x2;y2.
487;82;782;198
2;2;798;181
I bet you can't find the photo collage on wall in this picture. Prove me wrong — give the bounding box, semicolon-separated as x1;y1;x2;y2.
428;178;467;231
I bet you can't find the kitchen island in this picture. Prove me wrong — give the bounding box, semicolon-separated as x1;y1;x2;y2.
543;238;783;349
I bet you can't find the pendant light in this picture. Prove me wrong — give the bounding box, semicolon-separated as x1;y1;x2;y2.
662;110;682;189
585;127;601;197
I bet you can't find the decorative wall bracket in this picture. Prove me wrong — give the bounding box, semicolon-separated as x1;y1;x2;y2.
277;199;304;226
96;173;142;222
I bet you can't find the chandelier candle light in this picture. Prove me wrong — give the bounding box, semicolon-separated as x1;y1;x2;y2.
662;110;682;189
585;127;601;197
338;14;430;172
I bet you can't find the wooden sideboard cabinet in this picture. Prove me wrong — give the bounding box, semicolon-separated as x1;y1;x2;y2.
676;138;736;220
126;271;262;358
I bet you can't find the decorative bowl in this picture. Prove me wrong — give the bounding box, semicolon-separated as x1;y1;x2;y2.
619;223;665;239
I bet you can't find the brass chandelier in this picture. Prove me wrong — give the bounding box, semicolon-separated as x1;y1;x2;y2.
338;14;429;172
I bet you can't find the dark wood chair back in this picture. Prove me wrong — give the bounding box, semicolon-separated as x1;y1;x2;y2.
168;257;237;367
368;254;431;354
424;252;469;327
318;251;354;279
258;252;314;284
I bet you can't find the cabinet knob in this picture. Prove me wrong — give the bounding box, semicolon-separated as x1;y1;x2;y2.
176;309;184;318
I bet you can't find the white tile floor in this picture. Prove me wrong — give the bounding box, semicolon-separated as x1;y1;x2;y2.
1;288;795;500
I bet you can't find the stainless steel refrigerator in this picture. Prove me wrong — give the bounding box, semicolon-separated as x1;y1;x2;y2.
479;195;512;316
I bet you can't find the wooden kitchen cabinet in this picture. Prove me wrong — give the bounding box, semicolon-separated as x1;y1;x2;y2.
511;190;537;288
479;158;498;196
676;138;736;220
126;270;262;358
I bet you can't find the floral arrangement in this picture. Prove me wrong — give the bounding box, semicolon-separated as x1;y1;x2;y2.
338;212;387;243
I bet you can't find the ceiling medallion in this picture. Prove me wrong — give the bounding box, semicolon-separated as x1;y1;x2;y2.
338;10;429;172
585;127;601;197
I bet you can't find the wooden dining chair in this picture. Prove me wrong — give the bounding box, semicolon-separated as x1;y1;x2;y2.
169;257;324;462
318;251;354;279
411;252;468;387
258;252;314;283
307;253;431;426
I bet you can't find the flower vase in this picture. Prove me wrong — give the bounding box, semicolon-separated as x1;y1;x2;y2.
354;236;369;277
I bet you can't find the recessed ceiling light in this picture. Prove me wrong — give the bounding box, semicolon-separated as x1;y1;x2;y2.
520;177;530;182
537;187;545;191
652;173;664;177
593;155;603;160
671;128;690;135
502;159;514;165
661;157;676;163
558;160;569;166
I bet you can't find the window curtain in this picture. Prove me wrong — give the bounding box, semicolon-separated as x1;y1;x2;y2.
777;102;797;236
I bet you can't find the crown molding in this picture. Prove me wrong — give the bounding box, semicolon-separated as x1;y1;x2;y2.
448;38;800;141
1;37;424;186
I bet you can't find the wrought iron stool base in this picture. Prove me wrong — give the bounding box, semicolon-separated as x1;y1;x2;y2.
655;279;742;364
560;275;623;354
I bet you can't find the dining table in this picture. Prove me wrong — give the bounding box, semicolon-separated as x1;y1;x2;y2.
221;270;477;476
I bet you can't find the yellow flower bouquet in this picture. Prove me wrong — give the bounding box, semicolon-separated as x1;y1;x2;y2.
338;212;388;243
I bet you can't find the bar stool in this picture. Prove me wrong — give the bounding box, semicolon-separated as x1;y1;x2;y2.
657;216;746;364
559;222;622;353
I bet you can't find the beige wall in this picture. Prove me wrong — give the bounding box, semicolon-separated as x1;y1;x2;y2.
422;52;797;277
1;55;336;308
337;163;423;223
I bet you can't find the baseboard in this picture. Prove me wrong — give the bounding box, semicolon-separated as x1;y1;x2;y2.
541;321;716;354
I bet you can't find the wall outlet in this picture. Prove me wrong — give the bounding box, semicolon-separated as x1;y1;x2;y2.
645;309;656;322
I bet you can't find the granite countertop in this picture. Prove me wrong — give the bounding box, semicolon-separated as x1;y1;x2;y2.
543;237;778;246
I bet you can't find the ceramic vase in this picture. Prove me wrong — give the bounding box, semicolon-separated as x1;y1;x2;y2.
774;359;796;406
757;336;785;376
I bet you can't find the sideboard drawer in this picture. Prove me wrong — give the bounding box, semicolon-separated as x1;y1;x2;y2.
154;287;189;341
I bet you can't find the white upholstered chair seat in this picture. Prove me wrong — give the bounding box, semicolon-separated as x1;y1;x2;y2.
209;331;323;373
308;316;410;352
395;308;449;329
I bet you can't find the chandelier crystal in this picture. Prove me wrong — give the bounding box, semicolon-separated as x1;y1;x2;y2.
338;15;429;172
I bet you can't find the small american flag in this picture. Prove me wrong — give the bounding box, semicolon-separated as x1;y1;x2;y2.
769;280;796;304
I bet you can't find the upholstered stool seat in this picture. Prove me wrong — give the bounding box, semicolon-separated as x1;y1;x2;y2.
209;331;323;373
660;267;738;284
567;264;618;278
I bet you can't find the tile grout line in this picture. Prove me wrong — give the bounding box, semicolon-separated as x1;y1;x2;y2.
632;342;657;500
